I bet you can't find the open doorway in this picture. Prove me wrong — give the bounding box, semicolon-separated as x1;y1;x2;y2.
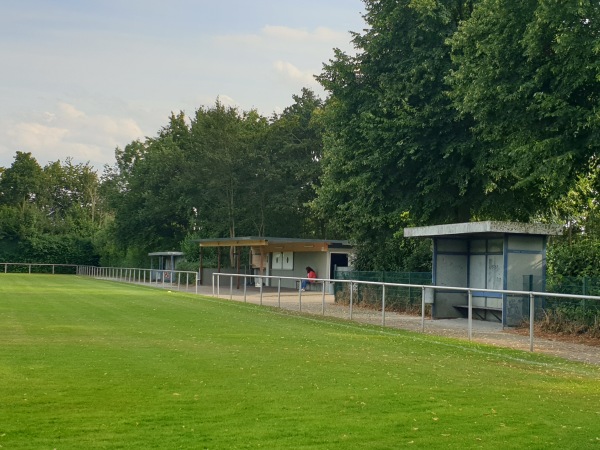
330;253;349;279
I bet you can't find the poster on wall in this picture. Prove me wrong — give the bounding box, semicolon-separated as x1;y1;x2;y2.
272;252;283;270
282;252;294;270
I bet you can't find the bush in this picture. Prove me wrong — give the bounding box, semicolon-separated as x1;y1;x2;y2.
539;304;600;338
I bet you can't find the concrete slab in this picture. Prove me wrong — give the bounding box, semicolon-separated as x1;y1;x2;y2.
404;221;563;238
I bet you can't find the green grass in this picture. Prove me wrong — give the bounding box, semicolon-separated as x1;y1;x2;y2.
1;275;600;449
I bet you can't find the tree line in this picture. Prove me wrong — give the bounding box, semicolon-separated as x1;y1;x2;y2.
1;0;599;278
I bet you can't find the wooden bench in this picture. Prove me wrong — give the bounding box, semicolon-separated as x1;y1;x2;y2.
454;305;502;322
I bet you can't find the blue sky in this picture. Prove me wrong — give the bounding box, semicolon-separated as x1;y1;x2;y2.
0;0;365;170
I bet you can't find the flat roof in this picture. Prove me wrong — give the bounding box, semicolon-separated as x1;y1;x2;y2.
404;221;563;238
195;237;352;252
148;251;184;256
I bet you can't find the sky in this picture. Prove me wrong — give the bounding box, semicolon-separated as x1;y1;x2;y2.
0;0;366;171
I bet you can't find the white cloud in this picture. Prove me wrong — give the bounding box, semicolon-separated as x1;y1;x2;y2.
261;25;347;43
273;61;318;87
0;102;144;170
6;122;69;151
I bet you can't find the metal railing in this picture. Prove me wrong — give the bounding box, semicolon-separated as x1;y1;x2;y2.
1;263;78;274
77;265;200;293
212;272;600;353
20;264;599;354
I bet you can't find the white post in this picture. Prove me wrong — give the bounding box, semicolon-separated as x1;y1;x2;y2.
529;293;535;352
468;290;473;341
322;281;326;315
421;286;426;333
382;285;386;327
349;281;353;320
278;278;281;308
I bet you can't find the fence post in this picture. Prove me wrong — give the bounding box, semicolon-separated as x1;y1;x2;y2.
382;285;386;327
278;278;281;308
468;290;473;341
349;281;354;320
421;286;426;333
583;278;588;312
322;280;326;316
529;293;535;352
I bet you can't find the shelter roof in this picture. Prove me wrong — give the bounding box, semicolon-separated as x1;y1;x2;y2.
148;251;184;257
404;221;563;239
195;237;352;253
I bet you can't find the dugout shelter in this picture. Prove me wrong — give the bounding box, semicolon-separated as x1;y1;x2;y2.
196;237;353;293
404;221;562;326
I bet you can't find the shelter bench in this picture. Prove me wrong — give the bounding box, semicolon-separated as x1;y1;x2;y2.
295;280;324;291
454;305;502;322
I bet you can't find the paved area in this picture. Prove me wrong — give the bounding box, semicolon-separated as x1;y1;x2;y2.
105;278;600;366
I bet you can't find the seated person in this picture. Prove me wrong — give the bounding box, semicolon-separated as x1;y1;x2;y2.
301;266;317;291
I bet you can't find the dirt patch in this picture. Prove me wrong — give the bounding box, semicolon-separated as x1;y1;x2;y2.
506;324;600;348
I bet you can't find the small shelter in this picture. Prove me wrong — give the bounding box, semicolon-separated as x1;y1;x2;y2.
196;237;353;293
404;221;562;326
148;251;184;282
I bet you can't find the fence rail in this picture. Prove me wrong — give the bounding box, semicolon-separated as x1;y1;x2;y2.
210;272;600;353
77;265;200;293
1;263;78;274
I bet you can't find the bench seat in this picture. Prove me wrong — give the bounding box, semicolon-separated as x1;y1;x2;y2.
454;305;502;322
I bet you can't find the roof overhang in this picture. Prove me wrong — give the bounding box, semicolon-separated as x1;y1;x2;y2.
196;237;352;253
148;251;184;257
404;221;563;239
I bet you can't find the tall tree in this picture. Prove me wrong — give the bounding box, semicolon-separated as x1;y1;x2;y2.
314;0;476;269
0;151;44;209
448;0;600;218
256;88;325;237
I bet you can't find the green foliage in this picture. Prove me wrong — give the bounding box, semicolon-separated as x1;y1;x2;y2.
0;234;98;265
448;0;600;217
547;238;600;280
0;153;104;265
0;151;43;207
104;93;326;267
315;0;479;232
540;304;600;338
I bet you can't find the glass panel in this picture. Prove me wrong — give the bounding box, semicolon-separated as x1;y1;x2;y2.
470;239;486;253
436;238;468;252
487;254;504;291
488;239;504;253
469;254;486;289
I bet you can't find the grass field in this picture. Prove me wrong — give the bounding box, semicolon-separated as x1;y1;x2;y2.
1;275;600;449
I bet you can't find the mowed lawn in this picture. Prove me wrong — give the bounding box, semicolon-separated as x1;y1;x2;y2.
1;276;599;449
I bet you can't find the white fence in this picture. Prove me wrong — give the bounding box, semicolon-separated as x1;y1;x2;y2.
77;265;200;293
211;272;600;353
1;262;78;274
6;264;600;354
